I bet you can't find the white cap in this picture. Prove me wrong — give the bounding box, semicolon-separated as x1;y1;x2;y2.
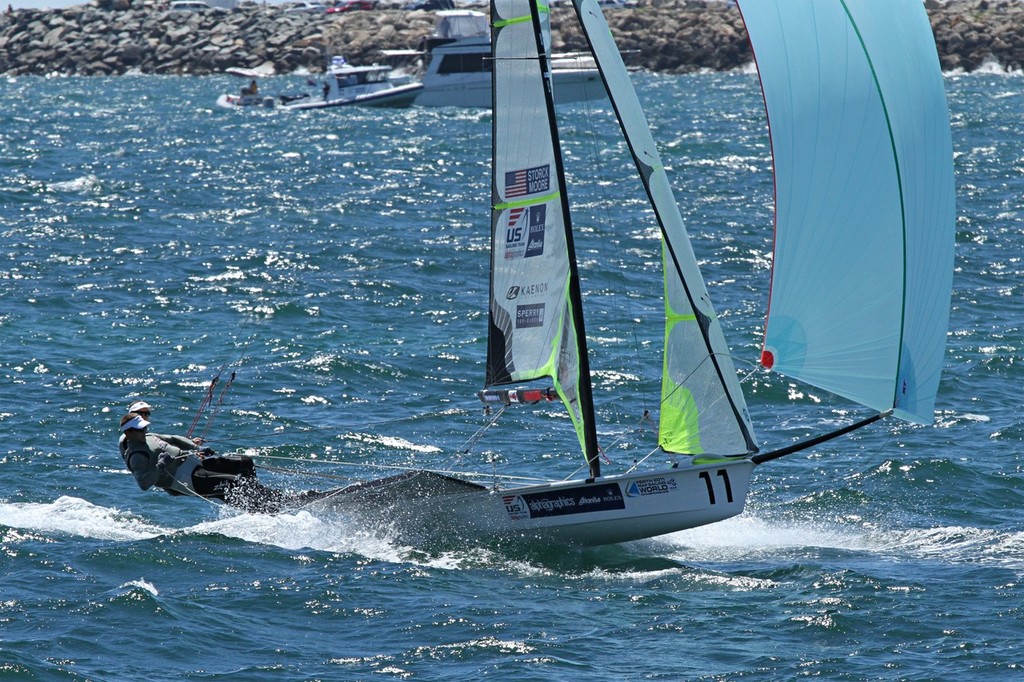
128;401;152;413
121;415;151;432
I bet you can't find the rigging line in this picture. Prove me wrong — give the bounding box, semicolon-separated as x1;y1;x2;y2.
457;404;509;455
597;408;655;457
187;363;224;439
188;322;261;440
258;463;356;482
151;472;223;508
559;29;655;424
624;444;662;475
561;456;593;477
200;370;236;442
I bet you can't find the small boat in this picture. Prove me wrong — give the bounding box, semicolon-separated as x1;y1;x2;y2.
216;57;422;110
216;92;277;108
281;57;423;110
388;10;606;107
216;67;278;108
308;0;955;548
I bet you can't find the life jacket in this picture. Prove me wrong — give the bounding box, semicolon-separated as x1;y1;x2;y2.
122;436;201;497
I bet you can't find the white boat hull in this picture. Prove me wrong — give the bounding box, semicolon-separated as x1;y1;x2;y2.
216;93;276;108
414;67;605;108
312;458;753;547
413;33;607;108
216;83;423;110
281;82;423;110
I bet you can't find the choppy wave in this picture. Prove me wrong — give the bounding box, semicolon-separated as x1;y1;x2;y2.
2;71;1022;680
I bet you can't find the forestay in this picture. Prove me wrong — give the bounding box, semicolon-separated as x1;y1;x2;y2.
743;0;956;423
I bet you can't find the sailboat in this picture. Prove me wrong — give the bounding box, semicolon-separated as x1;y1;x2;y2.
309;0;955;546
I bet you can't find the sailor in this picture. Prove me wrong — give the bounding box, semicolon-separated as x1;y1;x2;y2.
117;400;204;457
118;411;285;513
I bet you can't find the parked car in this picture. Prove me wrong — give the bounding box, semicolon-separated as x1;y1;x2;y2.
403;0;453;10
326;0;376;12
284;1;327;12
169;0;213;11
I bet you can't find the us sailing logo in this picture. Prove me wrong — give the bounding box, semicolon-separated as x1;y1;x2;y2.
503;494;530;520
504;205;546;260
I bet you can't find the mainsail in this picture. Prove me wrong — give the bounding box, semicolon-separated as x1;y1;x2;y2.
487;0;599;471
742;0;956;424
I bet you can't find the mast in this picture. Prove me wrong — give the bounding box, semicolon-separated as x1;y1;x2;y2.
527;0;601;479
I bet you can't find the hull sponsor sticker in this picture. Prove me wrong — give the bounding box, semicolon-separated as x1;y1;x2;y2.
624;476;678;498
504;483;625;520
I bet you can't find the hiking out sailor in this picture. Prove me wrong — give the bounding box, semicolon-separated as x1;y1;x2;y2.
118;411;284;513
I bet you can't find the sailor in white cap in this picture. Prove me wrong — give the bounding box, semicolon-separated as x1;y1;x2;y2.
118;401;208;457
118;411;283;512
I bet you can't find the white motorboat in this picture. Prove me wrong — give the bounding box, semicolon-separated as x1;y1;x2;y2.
389;10;607;107
282;57;423;110
216;57;422;110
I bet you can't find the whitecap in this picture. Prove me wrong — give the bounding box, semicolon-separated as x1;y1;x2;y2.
0;496;167;541
47;175;102;193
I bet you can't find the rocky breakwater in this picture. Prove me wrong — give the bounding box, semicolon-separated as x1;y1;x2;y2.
561;0;1024;74
0;1;443;75
1;0;1023;77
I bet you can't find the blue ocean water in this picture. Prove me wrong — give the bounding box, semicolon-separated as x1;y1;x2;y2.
1;68;1022;680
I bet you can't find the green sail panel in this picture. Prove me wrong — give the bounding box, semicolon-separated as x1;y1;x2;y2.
487;0;588;451
572;0;758;456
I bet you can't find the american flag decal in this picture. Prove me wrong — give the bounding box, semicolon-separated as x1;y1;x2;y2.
505;164;550;198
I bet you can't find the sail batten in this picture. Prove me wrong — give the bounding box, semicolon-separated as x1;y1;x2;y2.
743;0;955;424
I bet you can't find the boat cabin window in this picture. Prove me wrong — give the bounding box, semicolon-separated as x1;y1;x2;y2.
437;53;490;75
435;14;488;40
335;71;386;86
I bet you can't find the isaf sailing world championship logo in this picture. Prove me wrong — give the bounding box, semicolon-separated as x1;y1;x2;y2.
624;476;678;498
